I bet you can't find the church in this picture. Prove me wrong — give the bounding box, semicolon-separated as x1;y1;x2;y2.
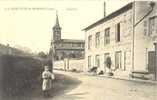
50;14;85;61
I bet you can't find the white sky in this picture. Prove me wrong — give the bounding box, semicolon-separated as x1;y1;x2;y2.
0;0;132;53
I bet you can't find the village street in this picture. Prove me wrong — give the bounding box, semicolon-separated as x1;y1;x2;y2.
3;69;156;100
50;70;156;100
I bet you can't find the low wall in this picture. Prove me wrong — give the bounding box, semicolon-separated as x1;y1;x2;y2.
54;59;85;72
54;60;64;70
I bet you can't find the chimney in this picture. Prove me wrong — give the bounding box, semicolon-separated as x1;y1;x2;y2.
104;2;106;17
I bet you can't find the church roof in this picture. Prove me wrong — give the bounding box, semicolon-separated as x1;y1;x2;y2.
83;2;133;31
61;39;85;43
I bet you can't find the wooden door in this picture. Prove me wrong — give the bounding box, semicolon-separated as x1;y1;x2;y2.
148;51;156;73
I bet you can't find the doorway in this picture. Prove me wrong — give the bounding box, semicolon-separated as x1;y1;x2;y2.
115;51;122;69
148;51;156;73
104;53;110;72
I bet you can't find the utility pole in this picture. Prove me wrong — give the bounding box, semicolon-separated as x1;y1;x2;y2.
132;0;135;72
104;2;106;17
154;43;157;80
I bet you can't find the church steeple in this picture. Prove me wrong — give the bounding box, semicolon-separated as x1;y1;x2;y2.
52;12;61;41
53;12;61;29
55;13;60;27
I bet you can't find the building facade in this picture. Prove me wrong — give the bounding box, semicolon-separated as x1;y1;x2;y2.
84;1;157;78
51;14;85;61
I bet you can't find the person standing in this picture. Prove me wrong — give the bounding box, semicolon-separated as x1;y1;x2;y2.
42;66;55;97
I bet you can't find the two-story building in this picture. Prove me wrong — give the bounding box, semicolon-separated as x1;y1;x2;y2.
84;1;157;79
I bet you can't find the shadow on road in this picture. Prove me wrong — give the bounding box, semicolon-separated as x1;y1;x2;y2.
4;72;82;100
49;72;83;100
30;72;82;100
51;73;82;97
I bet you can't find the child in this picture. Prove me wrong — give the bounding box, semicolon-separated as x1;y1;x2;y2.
42;66;55;97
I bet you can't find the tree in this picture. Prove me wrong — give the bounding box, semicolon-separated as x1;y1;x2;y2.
38;51;47;58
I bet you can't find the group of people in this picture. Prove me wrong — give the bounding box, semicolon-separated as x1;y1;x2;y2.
42;65;55;97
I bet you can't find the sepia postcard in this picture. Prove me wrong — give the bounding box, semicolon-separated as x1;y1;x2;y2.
0;0;156;100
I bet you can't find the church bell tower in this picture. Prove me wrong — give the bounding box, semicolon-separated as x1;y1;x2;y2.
52;13;61;42
50;12;62;61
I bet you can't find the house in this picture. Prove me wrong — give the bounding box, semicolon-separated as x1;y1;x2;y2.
50;14;85;61
0;44;26;56
83;1;157;79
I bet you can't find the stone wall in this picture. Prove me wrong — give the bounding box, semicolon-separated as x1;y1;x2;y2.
54;59;85;72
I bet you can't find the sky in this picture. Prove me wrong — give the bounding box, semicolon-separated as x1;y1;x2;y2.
0;0;132;53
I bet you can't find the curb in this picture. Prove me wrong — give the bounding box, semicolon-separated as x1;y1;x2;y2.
54;70;157;85
84;73;157;85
